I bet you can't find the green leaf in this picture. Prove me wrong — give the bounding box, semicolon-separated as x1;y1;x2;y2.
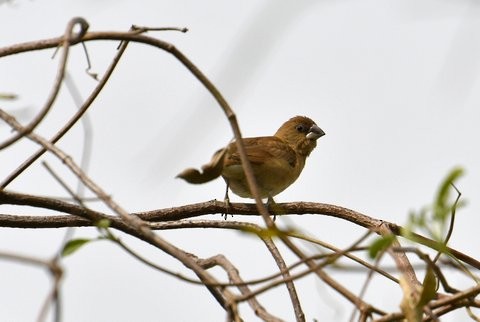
418;265;437;307
61;238;92;257
368;235;395;259
96;218;111;229
434;167;464;221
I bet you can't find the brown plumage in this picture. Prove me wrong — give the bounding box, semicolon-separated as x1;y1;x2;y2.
177;116;325;200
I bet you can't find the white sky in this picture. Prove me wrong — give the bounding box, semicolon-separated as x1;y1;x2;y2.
1;0;480;321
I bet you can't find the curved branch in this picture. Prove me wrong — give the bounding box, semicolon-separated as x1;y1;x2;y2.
1;24;127;189
0;17;89;150
0;27;274;225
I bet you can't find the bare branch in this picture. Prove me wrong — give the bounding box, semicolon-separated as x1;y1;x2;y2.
0;251;63;322
0;27;129;189
1;18;478;321
0;109;231;311
0;17;89;150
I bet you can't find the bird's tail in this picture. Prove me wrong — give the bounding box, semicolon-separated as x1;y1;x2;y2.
176;148;227;184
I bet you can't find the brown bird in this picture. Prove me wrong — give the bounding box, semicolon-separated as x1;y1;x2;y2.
177;115;325;205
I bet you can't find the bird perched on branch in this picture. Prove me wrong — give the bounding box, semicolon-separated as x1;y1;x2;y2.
177;115;325;207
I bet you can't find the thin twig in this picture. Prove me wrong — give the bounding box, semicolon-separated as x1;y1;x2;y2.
0;109;233;312
0;251;63;322
80;42;98;80
63;72;94;197
0;17;89;150
433;183;461;264
198;254;284;322
130;25;189;33
261;237;305;322
0;25;126;189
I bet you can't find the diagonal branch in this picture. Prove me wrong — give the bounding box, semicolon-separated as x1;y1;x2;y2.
0;17;89;150
0;25;274;227
0;110;232;312
1;24;127;189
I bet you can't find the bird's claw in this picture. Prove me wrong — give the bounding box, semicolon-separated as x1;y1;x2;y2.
222;196;232;220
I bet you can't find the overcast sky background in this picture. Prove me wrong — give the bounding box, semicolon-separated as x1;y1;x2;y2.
1;1;480;321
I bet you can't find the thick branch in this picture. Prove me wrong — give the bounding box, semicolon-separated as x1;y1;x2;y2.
1;191;478;270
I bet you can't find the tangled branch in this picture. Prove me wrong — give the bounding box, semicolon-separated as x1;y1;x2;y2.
1;17;479;322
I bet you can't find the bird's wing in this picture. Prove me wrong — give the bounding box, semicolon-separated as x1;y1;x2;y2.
225;136;297;168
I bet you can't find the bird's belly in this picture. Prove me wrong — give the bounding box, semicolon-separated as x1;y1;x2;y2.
222;162;300;199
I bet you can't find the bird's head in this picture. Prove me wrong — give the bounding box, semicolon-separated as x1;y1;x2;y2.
275;116;325;156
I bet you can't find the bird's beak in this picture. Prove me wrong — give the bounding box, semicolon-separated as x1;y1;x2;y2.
306;124;325;140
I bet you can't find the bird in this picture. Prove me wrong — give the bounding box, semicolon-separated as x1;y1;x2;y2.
177;116;325;214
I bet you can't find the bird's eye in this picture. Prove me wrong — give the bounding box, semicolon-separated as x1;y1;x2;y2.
296;124;307;133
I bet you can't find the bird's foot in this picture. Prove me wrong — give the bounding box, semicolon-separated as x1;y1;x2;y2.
222;196;232;220
221;183;234;220
266;196;284;221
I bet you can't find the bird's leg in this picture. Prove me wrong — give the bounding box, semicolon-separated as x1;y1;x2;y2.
266;195;283;221
223;181;231;220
